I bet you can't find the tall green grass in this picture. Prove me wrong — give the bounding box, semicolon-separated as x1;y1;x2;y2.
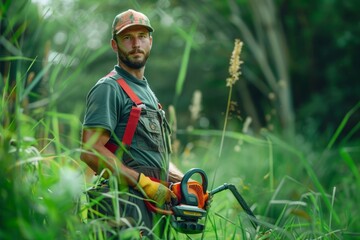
1;69;83;239
176;108;359;239
1;2;359;240
0;3;107;237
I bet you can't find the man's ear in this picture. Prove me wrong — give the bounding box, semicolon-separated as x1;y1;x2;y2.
149;35;153;50
111;39;118;52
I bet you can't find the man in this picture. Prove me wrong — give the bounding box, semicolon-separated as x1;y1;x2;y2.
80;9;183;238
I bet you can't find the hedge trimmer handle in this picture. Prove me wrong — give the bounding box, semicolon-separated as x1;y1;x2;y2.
179;168;208;205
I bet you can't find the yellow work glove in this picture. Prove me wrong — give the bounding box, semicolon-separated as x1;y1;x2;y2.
136;173;175;205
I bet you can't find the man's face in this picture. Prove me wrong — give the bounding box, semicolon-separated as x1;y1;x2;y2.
114;26;152;69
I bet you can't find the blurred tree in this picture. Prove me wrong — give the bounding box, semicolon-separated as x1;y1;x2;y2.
9;0;358;142
157;0;295;136
280;0;360;142
0;0;48;123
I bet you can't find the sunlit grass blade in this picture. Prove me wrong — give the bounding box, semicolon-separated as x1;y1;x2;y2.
180;128;267;145
326;101;360;150
173;23;197;105
0;56;35;61
20;63;52;102
339;147;360;187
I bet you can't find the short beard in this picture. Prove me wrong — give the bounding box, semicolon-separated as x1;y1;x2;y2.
117;48;150;69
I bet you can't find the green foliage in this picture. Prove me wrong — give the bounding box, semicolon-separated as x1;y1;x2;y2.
178;119;360;239
283;0;360;139
1;0;359;239
0;79;85;239
173;23;197;106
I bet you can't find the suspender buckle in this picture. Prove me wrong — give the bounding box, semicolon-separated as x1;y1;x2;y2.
137;103;146;110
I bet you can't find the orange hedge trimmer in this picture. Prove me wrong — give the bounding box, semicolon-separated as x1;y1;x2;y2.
146;168;258;234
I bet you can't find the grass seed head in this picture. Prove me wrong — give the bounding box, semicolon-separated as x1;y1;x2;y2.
226;39;243;87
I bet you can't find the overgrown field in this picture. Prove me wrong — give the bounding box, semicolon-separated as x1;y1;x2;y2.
1;1;359;239
1;85;359;239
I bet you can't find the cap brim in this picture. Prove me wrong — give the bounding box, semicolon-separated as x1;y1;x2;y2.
115;24;154;35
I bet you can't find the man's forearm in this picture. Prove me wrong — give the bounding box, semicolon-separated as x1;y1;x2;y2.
80;147;139;187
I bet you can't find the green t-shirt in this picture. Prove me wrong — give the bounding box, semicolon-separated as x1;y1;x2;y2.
83;66;171;177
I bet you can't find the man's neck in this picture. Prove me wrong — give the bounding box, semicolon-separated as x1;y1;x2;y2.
118;62;145;80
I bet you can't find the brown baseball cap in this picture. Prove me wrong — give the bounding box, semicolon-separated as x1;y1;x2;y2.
112;9;154;35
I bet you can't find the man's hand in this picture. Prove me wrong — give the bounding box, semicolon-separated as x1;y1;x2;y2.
136;173;176;205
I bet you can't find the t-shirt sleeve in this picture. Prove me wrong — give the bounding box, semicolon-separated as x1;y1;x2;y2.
83;82;120;132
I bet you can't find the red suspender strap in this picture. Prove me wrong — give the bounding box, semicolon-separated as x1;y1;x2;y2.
117;79;143;106
103;73;144;151
116;79;144;146
122;106;141;146
104;142;118;153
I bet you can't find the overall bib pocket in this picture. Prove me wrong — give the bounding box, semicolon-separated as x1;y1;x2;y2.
136;110;164;152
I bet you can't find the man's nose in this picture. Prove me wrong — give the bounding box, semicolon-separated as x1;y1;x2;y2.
132;37;140;47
